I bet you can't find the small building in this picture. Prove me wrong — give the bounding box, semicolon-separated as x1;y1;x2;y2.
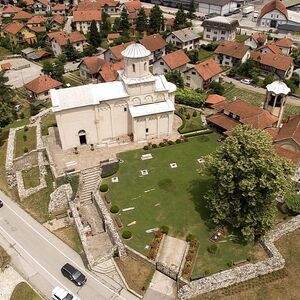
33;0;51;15
77;0;120;15
12;10;33;23
79;56;105;82
153;49;190;75
244;32;267;49
2;6;22;18
166;28;200;51
52;3;67;16
139;34;166;63
202;16;239;42
73;10;102;35
122;0;141;24
197;0;237;16
283;0;300;12
99;61;124;82
204;94;226;108
50;31;87;57
107;33;120;44
183;58;223;90
251;51;294;79
214;40;250;67
2;22;37;45
256;42;281;54
27;15;47;28
51;15;65;30
25;75;62;101
104;42;134;62
275;37;294;55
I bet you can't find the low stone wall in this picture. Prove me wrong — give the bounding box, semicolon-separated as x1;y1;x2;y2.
13;150;38;172
49;183;72;216
178;215;300;299
5;128;17;187
29;108;52;124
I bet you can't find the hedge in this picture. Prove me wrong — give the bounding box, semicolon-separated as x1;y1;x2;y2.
101;162;119;178
183;129;213;138
160;225;169;234
100;184;108;192
175;88;207;108
122;230;132;239
110;205;119;214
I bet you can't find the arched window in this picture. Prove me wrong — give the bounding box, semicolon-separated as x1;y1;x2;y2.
144;62;147;71
78;130;87;145
132;64;136;72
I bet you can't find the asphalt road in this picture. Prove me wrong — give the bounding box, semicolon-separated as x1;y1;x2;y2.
0;191;137;300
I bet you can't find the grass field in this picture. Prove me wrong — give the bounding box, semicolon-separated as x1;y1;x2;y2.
198;49;214;62
22;166;40;189
10;282;42;300
105;134;264;275
0;46;11;58
15;126;37;158
41;113;57;136
235;35;249;43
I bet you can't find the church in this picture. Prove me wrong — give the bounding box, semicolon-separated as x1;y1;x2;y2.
50;43;176;150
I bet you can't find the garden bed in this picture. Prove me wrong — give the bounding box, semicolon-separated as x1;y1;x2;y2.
14;126;36;158
176;106;203;134
22;166;40;189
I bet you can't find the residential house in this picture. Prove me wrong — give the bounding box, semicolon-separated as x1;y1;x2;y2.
99;61;124;82
283;0;300;12
50;31;87;56
52;3;67;16
244;32;267;49
202;16;239;42
122;0;141;24
2;22;37;45
79;56;105;82
12;10;33;23
166;28;200;51
139;34;166;63
104;42;134;62
33;0;51;14
107;33;120;44
256;42;281;54
30;26;47;34
251;51;294;79
153;49;190;74
275;37;294;55
214;40;250;67
183;58;223;89
77;0;120;15
25;75;62;101
73;10;101;34
2;6;21;18
51;15;65;30
204;94;226;108
24;0;34;9
27;15;47;28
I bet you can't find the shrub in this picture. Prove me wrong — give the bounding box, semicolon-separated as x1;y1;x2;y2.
186;254;193;261
167;140;174;145
192;110;197;117
20;112;25;119
179;107;184;114
23;147;28;153
100;184;108;193
122;230;132;239
227;260;234;267
176;139;182;144
101;162;119;178
24;126;28;132
110;205;119;214
285;194;300;213
152;143;157;148
151;239;159;249
186;113;191;120
160;225;169;234
207;244;219;254
143;145;149;150
186;233;196;242
23;134;27;141
159;142;166;147
175;88;207;108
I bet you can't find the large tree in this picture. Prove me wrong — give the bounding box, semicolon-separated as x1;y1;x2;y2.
188;0;196;19
174;4;187;30
136;7;148;34
42;59;64;82
88;20;101;48
205;125;295;242
149;4;163;33
119;7;130;32
101;10;111;33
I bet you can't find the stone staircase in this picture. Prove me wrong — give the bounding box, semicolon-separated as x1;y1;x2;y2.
92;258;116;274
80;167;100;206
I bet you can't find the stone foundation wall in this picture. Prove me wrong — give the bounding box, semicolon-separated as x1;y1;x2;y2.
178;215;300;299
49;183;72;216
5;128;17;188
13;150;38;171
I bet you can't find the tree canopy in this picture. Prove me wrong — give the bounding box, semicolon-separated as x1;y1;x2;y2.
101;10;111;33
174;4;187;30
285;194;300;213
136;7;148;34
204;125;295;242
119;7;130;32
188;0;196;19
165;71;184;88
149;4;163;33
88;20;101;47
42;60;64;82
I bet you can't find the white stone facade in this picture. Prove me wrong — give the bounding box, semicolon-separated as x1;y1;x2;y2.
51;44;177;150
75;20;101;35
258;9;288;28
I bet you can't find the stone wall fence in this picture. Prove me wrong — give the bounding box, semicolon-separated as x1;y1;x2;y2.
178;215;300;299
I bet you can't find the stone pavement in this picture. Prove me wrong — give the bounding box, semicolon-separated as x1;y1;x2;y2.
0;266;24;300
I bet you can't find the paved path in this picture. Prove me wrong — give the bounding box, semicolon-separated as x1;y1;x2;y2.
0;267;24;300
0;191;137;300
64;16;73;33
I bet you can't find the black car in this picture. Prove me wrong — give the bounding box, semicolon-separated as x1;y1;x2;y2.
61;263;87;286
0;200;3;208
231;8;241;14
223;12;233;16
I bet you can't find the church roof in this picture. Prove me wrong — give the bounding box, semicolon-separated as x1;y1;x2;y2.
121;43;151;59
266;80;290;95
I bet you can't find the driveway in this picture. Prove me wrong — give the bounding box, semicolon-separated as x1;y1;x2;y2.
1;58;42;88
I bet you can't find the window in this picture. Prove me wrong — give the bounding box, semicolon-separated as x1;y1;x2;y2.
160;61;164;65
124;107;127;112
207;28;211;32
186;82;190;87
146;128;149;133
132;64;135;72
221;30;225;34
192;71;196;75
144;62;147;71
164;69;168;73
206;34;210;39
186;76;190;80
214;31;217;34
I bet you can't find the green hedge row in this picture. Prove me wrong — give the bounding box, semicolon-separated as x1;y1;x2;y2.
175;88;207;108
101;162;119;178
183;129;213;138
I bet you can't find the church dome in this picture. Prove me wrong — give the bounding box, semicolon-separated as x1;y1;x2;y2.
121;43;151;59
266;80;290;95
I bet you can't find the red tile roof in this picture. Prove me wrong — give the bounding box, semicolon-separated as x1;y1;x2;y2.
51;31;86;46
100;61;124;82
52;3;66;11
73;9;102;21
52;15;64;25
251;51;293;72
25;75;62;94
207;114;241;131
77;0;118;10
124;0;141;13
107;33;120;40
27;15;47;24
3;22;24;35
0;63;12;70
192;58;222;81
140;34;166;52
251;32;267;44
35;50;49;58
274;145;300;165
275;37;293;48
13;10;33;20
109;41;134;60
205;94;225;105
80;56;105;74
274;115;300;145
259;0;288;19
2;6;22;14
30;26;46;33
257;41;281;54
215;41;250;59
265;127;280;140
161;49;190;70
24;0;34;6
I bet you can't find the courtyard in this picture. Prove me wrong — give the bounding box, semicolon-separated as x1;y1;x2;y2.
104;134;265;276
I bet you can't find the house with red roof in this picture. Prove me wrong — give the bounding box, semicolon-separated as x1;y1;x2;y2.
51;15;65;30
2;22;37;45
77;0;120;15
139;34;166;63
79;56;106;82
2;6;22;18
27;15;47;28
12;10;33;23
245;32;267;49
25;75;62;100
153;49;190;75
104;42;134;62
107;33;120;44
73;10;102;34
33;0;51;14
256;41;281;54
99;61;124;82
52;3;67;16
50;31;87;56
183;58;223;90
275;38;294;55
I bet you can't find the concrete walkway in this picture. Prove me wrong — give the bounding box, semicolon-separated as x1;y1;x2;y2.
0;267;24;300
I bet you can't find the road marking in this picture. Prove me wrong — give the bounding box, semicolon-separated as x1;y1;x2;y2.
1;197;126;300
0;225;81;300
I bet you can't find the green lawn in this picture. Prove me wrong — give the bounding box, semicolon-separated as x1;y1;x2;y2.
105;134;263;275
235;34;249;43
22;166;40;189
176;106;203;133
15;126;37;158
0;46;11;58
198;48;214;62
20;167;54;223
10;282;42;300
41;113;57;136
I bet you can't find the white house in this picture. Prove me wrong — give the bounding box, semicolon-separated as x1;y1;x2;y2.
32;0;51;14
166;28;200;51
244;32;267;49
73;10;101;34
202;16;239;42
50;43;177;150
198;0;237;15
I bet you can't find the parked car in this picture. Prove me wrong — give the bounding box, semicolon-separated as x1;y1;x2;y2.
231;8;241;14
224;12;233;16
240;78;251;85
0;199;3;208
61;263;87;286
52;286;78;300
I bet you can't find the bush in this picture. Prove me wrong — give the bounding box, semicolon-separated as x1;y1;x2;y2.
20;112;25;119
186;113;191;120
192;110;197;117
160;225;169;234
186;233;196;242
23;147;28;153
285;194;300;213
143;145;149;150
175;88;207;108
152;143;157;148
159;142;166;147
176;139;182;144
122;230;132;239
110;205;119;214
210;81;224;95
101;162;119;178
100;184;108;193
227;260;234;267
23;134;27;141
24;126;28;132
207;244;219;254
167;140;174;145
